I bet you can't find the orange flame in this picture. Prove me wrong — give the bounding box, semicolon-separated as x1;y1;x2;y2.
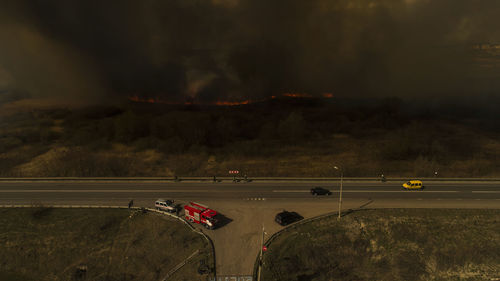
214;100;250;106
128;91;334;106
129;95;252;106
129;95;141;102
282;93;313;98
128;95;190;105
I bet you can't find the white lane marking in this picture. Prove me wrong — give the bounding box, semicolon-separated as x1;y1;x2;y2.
0;189;233;193
472;191;500;193
0;189;476;194
272;190;459;193
272;190;309;193
348;190;458;193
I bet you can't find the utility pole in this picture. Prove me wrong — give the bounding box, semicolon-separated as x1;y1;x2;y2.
334;166;343;220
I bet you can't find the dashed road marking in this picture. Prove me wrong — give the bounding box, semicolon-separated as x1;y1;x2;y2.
244;198;266;201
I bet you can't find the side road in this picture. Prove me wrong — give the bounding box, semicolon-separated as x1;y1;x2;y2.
194;197;500;276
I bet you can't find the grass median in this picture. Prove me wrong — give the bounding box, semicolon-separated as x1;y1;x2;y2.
0;208;213;281
261;209;500;281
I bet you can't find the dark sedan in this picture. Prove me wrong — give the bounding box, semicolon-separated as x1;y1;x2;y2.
275;211;304;226
310;187;332;196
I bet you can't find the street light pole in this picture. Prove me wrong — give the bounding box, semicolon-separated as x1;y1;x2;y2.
257;223;265;281
338;169;343;219
334;166;343;220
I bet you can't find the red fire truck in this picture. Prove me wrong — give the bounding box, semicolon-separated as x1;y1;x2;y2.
184;202;218;229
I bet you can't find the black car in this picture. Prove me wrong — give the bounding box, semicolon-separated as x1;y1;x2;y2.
275;211;303;226
310;187;332;196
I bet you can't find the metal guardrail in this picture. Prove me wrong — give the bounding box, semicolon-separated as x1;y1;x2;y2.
121;208;217;279
0;204;130;209
0;177;499;182
252;207;374;280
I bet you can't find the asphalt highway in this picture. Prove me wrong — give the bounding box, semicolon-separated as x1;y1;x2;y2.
1;180;499;276
0;181;499;205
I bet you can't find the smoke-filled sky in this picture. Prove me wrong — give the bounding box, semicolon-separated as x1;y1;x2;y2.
1;0;500;103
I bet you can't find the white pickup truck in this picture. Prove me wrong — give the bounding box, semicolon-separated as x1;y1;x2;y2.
155;199;177;213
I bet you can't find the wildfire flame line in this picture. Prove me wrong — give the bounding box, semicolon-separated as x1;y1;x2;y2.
128;92;333;106
283;93;312;98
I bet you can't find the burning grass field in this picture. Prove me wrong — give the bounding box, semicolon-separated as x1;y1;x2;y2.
261;209;500;281
0;208;213;281
0;98;499;178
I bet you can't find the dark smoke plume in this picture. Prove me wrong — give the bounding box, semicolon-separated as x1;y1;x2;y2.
1;0;500;104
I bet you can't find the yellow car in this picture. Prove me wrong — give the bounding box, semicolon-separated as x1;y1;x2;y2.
402;180;424;190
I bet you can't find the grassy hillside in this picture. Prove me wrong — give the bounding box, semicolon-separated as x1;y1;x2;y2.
0;208;213;281
0;97;499;177
261;209;500;281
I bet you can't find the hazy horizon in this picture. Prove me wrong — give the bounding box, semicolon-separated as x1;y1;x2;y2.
1;0;500;106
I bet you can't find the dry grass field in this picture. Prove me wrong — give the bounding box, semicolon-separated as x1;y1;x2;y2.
0;98;499;177
0;208;213;281
262;209;500;281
